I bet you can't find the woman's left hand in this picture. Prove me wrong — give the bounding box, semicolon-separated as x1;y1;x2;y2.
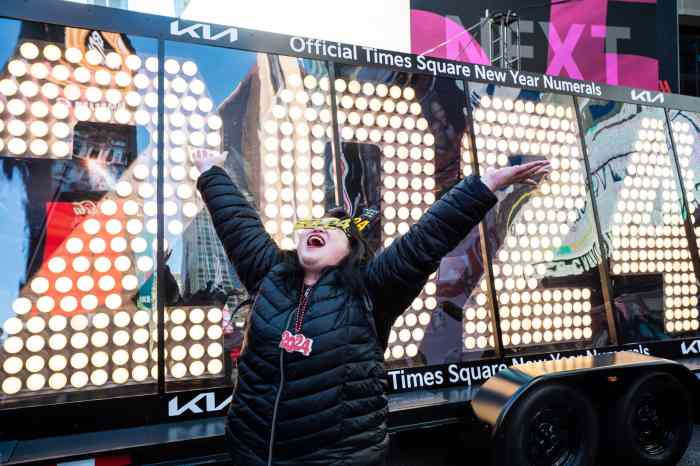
481;160;552;192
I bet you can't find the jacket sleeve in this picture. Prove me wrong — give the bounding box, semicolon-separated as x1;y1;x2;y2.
196;166;282;293
364;175;497;339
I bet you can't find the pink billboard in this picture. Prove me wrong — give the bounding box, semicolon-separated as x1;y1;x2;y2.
411;0;668;91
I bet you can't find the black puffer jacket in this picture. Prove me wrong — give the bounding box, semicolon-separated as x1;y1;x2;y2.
197;166;497;466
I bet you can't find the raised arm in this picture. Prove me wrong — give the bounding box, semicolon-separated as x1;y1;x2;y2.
365;176;495;318
194;150;282;293
365;161;550;343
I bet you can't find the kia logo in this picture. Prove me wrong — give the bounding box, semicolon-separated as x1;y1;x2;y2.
170;21;238;43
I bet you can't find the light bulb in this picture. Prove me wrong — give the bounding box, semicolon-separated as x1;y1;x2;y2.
44;373;64;392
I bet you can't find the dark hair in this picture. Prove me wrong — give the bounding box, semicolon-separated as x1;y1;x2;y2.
280;207;375;296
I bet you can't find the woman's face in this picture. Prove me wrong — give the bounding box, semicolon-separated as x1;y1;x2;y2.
296;227;351;273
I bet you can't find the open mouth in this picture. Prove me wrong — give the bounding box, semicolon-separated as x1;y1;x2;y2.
306;233;326;248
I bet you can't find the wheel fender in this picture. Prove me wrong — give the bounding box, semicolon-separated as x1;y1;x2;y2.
471;351;695;436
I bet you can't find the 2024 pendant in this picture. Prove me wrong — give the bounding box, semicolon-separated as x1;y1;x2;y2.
279;330;313;357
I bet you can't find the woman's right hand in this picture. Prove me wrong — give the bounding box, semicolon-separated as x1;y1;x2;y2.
190;148;228;174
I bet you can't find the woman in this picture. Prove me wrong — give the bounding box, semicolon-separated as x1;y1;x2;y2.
193;148;550;466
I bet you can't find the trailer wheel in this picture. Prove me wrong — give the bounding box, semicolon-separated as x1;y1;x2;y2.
494;384;598;466
611;372;692;465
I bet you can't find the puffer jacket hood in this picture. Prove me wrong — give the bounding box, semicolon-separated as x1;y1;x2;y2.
197;166;497;466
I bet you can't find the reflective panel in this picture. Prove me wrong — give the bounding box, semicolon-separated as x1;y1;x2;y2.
669;110;700;257
335;72;441;364
468;85;611;356
163;41;335;389
581;100;698;342
0;19;158;405
333;66;489;366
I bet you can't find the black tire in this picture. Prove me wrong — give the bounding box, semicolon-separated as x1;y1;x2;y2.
494;383;599;466
610;371;692;466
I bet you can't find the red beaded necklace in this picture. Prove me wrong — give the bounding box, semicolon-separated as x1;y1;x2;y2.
293;285;313;333
279;284;315;357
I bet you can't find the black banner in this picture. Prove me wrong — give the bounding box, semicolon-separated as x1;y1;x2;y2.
384;338;700;394
0;0;697;111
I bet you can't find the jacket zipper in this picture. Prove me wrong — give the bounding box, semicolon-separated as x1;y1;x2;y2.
267;284;315;466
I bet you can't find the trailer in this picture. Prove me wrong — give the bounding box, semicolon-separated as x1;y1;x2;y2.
1;1;700;465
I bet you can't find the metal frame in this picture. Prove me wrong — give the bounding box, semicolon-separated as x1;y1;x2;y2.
156;37;167;395
485;10;521;71
573;97;620;346
462;79;504;359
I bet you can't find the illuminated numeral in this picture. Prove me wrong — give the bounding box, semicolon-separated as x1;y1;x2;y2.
608;117;699;334
332;79;437;362
464;95;594;351
1;44;222;395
